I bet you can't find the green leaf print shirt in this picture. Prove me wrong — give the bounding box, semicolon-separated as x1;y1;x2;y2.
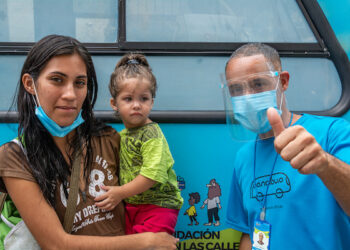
119;122;183;210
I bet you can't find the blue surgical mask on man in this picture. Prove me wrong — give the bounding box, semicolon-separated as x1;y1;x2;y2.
231;89;282;134
32;81;85;137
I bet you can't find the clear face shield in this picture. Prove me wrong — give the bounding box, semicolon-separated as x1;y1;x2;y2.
220;71;284;141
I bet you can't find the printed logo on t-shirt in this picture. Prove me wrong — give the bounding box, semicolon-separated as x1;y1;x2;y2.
250;172;291;201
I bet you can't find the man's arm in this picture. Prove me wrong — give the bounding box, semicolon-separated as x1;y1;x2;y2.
316;154;350;215
268;108;350;216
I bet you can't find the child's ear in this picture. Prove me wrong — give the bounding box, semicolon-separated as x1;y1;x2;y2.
110;98;118;111
22;73;36;95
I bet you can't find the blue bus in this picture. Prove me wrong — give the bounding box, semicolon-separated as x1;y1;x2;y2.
0;0;349;248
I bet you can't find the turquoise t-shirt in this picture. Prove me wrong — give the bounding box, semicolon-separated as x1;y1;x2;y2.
119;122;183;210
226;114;350;249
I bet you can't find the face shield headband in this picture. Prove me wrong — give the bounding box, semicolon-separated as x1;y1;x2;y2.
31;80;85;137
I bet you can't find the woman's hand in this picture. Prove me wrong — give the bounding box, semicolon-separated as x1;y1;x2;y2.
143;232;179;250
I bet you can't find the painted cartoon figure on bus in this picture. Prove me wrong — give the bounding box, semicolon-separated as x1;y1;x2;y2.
200;179;221;226
184;192;200;226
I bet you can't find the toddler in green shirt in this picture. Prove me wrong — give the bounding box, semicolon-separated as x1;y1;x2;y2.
94;53;183;234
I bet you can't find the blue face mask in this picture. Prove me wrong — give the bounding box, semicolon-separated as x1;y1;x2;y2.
231;89;282;134
32;81;85;137
35;106;84;137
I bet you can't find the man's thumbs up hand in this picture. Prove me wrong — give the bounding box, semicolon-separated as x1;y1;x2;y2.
267;108;328;175
267;107;285;137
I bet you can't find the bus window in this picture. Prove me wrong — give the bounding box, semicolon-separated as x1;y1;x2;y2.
125;0;316;43
0;0;118;43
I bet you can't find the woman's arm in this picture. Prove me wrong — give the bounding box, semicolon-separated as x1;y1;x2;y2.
239;233;251;250
95;175;155;210
4;177;177;250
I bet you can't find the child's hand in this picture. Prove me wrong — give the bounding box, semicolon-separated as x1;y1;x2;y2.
94;185;124;211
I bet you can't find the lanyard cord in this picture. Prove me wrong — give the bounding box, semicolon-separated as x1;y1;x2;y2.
253;112;293;220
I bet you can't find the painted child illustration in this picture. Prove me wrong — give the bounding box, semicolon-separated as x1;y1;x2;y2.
94;53;183;234
201;179;222;226
184;192;200;226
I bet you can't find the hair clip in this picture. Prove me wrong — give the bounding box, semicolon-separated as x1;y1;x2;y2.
127;59;139;65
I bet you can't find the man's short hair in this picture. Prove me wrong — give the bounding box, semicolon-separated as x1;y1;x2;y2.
225;43;282;72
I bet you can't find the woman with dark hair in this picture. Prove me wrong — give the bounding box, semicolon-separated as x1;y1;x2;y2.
0;35;177;249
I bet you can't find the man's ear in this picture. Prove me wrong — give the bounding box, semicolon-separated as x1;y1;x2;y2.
22;73;36;95
110;98;118;111
279;71;290;91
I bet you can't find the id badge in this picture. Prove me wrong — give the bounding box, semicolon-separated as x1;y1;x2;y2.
252;217;271;250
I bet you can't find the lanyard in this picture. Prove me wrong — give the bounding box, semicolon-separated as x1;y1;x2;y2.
253;112;293;220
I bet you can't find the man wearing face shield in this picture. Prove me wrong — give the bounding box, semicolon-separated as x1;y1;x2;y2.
223;43;350;249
